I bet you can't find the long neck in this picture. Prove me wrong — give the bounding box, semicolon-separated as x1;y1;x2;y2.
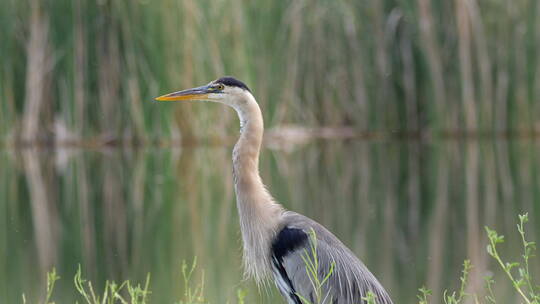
231;94;283;283
232;99;264;191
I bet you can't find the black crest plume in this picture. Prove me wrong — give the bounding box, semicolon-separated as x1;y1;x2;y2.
215;76;251;92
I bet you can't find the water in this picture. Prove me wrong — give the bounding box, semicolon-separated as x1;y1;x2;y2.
1;140;539;303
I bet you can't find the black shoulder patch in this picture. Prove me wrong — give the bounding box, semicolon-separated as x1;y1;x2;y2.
214;76;251;92
271;227;309;262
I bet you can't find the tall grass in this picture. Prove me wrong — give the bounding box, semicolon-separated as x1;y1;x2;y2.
417;214;540;304
32;259;250;304
0;0;539;145
31;214;540;303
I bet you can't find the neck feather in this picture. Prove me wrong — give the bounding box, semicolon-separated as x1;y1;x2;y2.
231;93;283;283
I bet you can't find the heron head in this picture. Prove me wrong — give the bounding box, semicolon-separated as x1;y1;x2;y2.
155;76;252;108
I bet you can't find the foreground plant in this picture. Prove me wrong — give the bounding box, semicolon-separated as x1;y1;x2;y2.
485;213;539;304
418;213;540;304
362;291;378;304
30;259;251;304
74;265;150;304
297;228;336;304
417;286;432;304
29;213;539;303
175;258;207;304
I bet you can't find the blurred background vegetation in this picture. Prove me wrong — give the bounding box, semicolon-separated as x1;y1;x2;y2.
1;0;539;146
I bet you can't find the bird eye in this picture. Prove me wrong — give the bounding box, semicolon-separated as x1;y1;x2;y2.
216;84;224;90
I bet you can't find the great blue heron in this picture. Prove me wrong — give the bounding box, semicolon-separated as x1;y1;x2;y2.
155;77;393;304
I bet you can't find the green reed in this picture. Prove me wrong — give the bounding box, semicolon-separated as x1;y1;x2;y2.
33;259;247;304
1;0;539;144
31;214;539;303
418;213;540;304
296;228;336;304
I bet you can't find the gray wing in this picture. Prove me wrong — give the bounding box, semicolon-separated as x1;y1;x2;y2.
271;211;393;304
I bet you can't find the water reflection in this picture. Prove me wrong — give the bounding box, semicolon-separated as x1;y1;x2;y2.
1;140;539;303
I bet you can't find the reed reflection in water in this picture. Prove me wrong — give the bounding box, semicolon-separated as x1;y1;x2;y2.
0;140;539;303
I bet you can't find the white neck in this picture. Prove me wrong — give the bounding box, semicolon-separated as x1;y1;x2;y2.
230;93;283;283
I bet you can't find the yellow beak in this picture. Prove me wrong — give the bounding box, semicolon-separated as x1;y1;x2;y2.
155;85;211;102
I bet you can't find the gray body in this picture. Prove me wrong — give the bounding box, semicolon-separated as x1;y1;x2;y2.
273;212;393;304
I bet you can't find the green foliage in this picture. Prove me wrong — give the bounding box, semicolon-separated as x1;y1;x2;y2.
25;214;540;303
485;213;540;304
297;228;336;304
30;260;250;304
442;260;477;304
417;213;540;304
176;258;207;304
235;289;247;304
417;286;432;304
483;275;496;304
362;291;378;304
46;268;60;304
22;268;61;304
73;265;151;304
296;229;380;304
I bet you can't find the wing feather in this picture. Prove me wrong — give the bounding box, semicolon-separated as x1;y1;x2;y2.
274;212;393;304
